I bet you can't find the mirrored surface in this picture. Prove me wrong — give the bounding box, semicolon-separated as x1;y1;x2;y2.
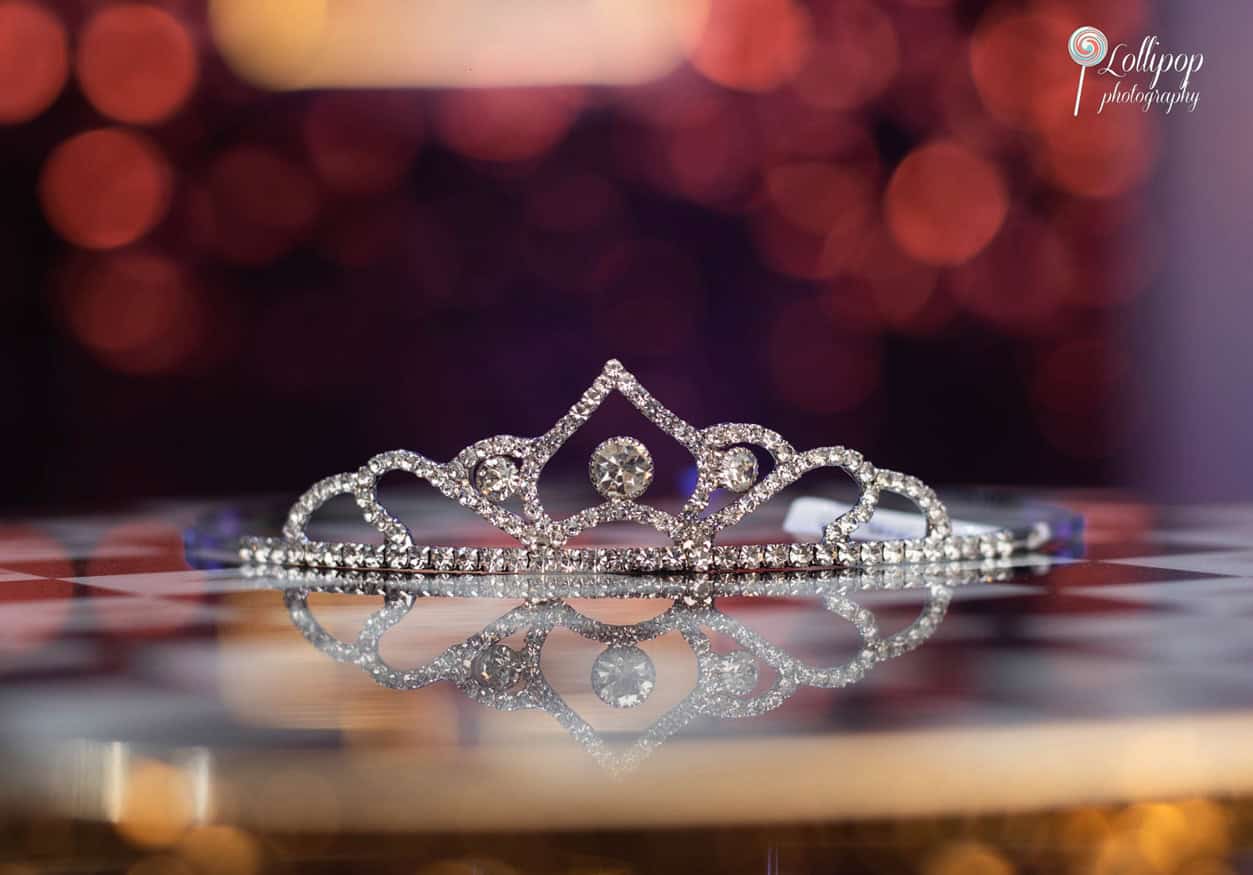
1;496;1252;873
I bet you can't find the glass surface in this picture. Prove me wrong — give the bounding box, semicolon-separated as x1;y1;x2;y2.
1;494;1251;873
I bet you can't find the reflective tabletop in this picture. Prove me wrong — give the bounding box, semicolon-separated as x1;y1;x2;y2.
1;495;1251;874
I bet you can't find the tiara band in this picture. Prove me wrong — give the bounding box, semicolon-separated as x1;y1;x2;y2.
240;359;1019;574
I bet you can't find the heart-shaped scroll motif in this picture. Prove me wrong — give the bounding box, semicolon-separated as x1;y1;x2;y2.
266;565;994;774
244;360;1016;574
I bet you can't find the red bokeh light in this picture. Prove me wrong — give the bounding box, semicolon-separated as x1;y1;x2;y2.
0;0;68;124
206;145;320;265
77;3;199;125
435;88;581;164
663;97;760;205
885;140;1008;266
949;213;1074;335
304;91;424;195
60;250;204;375
969;10;1074;133
845;227;945;334
1038;111;1157;199
766;161;876;237
39;128;174;249
791;0;899;111
690;0;813;93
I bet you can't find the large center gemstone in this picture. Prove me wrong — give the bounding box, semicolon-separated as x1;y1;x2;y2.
588;436;654;500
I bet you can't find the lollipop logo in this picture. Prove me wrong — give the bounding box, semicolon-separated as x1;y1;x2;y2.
1067;28;1204;116
1068;26;1108;116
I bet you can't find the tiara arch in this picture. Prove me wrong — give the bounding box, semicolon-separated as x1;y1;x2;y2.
240;359;1014;574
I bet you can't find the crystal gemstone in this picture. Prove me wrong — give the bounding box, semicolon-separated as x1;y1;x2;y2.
591;645;656;708
475;456;520;501
470;643;520;690
589;437;654;500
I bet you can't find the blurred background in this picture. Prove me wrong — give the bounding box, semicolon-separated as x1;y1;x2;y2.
1;0;1248;509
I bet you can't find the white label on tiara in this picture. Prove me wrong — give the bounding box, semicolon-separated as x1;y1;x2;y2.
783;497;1001;540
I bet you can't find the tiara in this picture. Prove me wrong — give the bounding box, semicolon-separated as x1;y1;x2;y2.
258;565;1002;773
240;359;1020;574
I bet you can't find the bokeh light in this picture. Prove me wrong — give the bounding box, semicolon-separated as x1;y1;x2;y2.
116;759;196;848
766;161;875;238
175;826;263;875
39;128;174;250
689;0;812;93
924;840;1014;875
303;91;424;195
0;0;1183;500
1039;111;1157;199
59;250;203;375
791;0;899;110
435;88;581;163
949;213;1073;334
969;11;1074;133
885;140;1008;266
209;0;328;89
77;4;199;125
0;0;68;124
205;145;320;265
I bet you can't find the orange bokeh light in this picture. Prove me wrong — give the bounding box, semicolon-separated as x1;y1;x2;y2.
304;91;424;195
0;0;68;123
689;0;812;93
60;250;203;375
40;128;174;250
791;0;899;111
435;88;580;164
77;3;199;125
885;140;1008;266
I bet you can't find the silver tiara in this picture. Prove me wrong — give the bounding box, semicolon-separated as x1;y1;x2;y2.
240;359;1017;574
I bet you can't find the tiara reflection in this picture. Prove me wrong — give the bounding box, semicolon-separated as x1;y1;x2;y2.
250;563;1010;773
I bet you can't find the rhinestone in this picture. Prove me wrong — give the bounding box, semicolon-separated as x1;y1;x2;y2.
764;544;789;568
455;547;479;571
713;651;758;697
738;545;764;569
719;447;758;493
682;537;713;572
588;437;654;500
788;544;812;567
475;456;520;501
591;646;656;708
470;644;520;690
432;547;455;571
